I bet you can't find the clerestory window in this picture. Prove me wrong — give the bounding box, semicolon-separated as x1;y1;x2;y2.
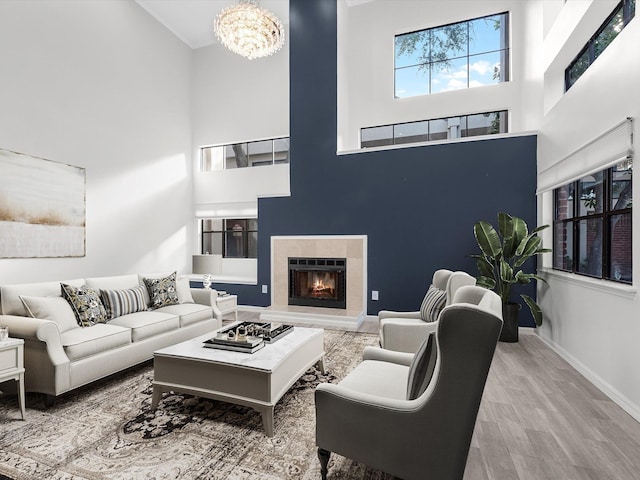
394;12;509;98
201;137;289;171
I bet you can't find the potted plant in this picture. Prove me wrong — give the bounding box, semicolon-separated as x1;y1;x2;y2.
472;212;550;342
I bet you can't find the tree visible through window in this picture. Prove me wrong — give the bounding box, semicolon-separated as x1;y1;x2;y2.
394;12;509;98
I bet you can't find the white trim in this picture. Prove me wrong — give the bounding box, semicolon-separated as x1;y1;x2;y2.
538;267;637;298
536;330;640;424
336;131;538;156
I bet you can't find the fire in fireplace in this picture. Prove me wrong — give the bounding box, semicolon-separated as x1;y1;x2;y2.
288;257;346;309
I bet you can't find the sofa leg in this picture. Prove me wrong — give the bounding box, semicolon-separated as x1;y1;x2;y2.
318;448;330;480
44;394;55;408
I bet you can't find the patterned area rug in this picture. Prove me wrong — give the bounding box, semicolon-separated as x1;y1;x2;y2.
0;330;393;480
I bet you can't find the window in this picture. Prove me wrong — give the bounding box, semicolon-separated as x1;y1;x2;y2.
394;12;509;98
565;0;635;90
201;137;289;171
201;219;258;259
553;161;632;283
361;111;507;148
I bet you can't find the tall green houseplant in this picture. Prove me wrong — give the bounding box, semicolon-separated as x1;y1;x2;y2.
473;213;550;329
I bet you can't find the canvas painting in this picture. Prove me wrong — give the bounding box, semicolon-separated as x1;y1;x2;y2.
0;149;86;258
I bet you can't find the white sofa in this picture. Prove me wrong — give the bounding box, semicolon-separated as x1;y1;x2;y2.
0;273;221;401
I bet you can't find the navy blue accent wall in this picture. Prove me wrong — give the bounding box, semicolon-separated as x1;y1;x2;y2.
216;0;539;327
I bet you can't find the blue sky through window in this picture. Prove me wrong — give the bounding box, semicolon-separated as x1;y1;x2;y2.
395;13;508;98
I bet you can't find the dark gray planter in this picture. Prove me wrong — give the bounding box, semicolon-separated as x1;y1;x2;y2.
500;303;521;342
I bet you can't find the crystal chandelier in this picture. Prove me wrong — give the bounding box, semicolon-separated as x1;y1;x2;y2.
214;0;285;60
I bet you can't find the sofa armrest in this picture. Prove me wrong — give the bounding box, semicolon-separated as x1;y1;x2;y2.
189;288;218;306
378;310;421;321
0;315;68;367
361;346;414;366
380;319;437;353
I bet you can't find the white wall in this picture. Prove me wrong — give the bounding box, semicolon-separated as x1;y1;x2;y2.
337;0;544;151
0;0;193;283
537;0;640;420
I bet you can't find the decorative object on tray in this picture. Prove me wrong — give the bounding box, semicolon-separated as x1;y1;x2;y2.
202;274;212;289
203;322;294;353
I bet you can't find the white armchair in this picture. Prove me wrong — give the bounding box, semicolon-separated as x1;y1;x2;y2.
378;269;475;353
315;286;503;480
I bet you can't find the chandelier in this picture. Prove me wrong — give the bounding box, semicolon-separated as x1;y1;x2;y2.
214;0;285;60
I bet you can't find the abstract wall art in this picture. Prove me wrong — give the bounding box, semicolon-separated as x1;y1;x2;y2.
0;149;86;258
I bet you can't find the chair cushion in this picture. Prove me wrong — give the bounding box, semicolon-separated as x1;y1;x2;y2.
61;324;131;361
19;295;78;333
406;333;437;400
155;303;212;327
419;285;447;322
61;283;109;327
108;311;179;342
339;360;408;400
99;286;147;319
143;272;179;309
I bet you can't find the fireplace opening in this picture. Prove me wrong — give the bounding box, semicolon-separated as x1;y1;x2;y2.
288;257;346;309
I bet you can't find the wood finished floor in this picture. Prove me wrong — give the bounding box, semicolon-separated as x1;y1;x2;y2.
236;311;640;480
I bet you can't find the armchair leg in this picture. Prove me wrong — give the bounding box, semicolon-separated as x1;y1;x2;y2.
317;448;331;480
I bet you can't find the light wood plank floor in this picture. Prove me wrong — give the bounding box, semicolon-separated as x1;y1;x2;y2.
235;311;640;479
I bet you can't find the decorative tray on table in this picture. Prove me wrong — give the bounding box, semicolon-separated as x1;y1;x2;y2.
203;322;294;354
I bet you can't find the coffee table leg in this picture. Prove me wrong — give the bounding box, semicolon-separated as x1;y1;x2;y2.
259;406;275;437
151;385;163;409
316;356;326;375
18;373;26;420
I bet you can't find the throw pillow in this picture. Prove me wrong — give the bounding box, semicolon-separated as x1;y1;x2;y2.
61;283;108;327
176;276;195;304
143;271;179;309
100;285;147;319
419;285;447;323
19;295;79;333
406;333;438;400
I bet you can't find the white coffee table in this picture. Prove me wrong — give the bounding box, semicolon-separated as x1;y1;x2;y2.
151;325;324;436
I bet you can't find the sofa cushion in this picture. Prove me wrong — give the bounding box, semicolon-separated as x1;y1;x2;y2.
61;283;109;327
99;286;147;319
419;285;447;323
143;272;179;309
155;303;212;327
19;295;79;333
85;274;139;292
406;333;437;400
0;278;84;316
338;360;408;400
61;324;131;361
108;311;179;342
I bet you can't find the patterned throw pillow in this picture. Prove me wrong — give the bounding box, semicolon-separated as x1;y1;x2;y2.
143;272;179;309
100;286;147;319
61;283;108;327
419;285;447;323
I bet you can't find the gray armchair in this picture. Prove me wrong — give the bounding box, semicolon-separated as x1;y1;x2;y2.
315;285;502;480
378;269;476;353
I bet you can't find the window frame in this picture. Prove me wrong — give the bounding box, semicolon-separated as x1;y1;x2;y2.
200;137;290;171
553;164;632;284
360;110;508;148
565;0;635;91
200;218;258;259
394;12;510;99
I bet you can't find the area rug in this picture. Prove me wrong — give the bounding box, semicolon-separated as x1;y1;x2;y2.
0;330;394;480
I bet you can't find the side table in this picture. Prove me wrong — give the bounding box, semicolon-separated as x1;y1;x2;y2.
211;290;238;323
0;338;26;420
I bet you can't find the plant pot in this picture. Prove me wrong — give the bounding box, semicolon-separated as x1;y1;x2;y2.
500;303;521;343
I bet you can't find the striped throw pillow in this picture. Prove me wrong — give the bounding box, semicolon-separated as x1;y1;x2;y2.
419;285;447;323
100;286;147;319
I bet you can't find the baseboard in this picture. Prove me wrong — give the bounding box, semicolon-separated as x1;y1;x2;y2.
536;331;640;424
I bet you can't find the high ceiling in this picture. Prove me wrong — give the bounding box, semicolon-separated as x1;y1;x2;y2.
135;0;374;50
135;0;290;50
